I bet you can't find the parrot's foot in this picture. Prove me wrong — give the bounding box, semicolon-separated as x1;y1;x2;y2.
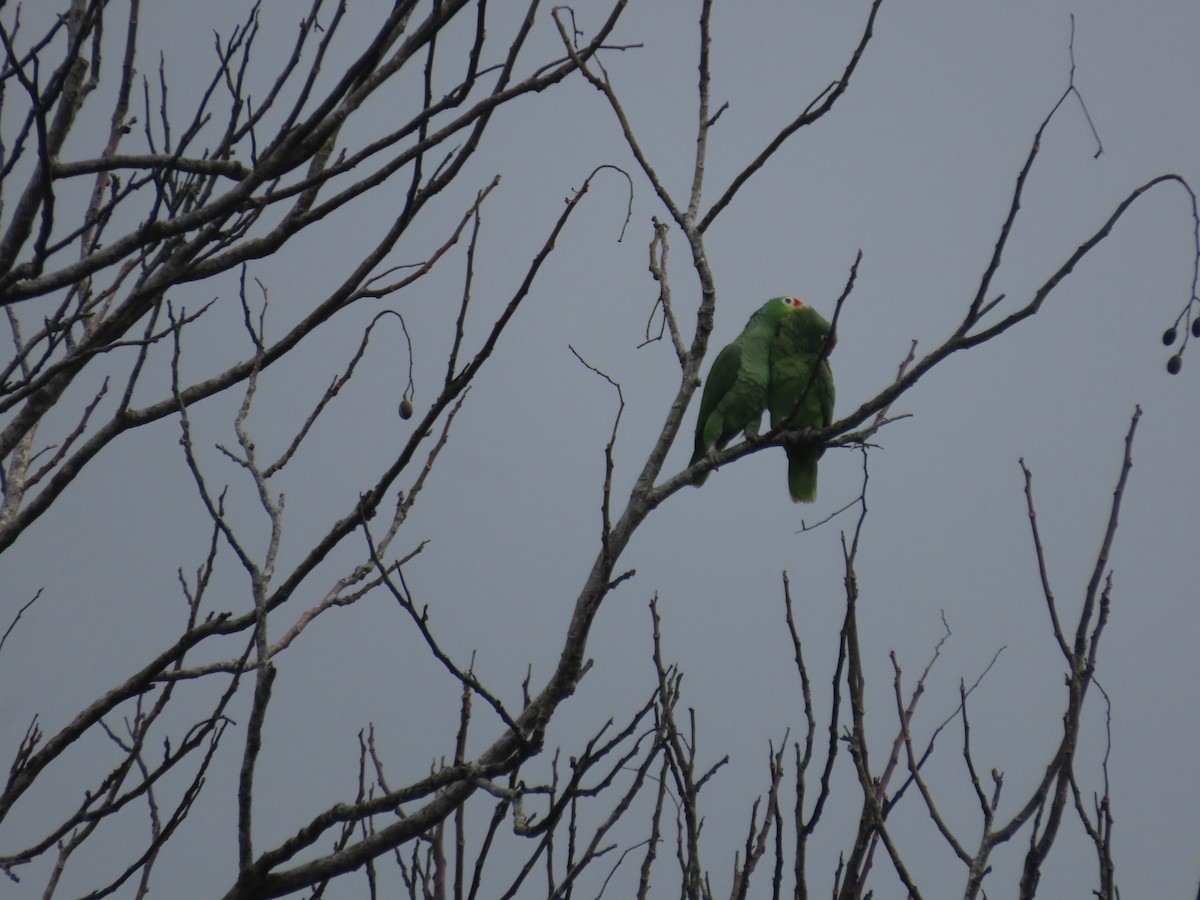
779;426;818;449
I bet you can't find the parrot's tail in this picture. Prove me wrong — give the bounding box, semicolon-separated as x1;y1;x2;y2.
787;449;819;503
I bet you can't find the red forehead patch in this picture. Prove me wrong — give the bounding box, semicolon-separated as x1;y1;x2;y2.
782;296;805;308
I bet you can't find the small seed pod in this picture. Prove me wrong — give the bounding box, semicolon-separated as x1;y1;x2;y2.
1167;354;1183;375
1192;318;1200;338
1163;327;1178;346
398;398;414;419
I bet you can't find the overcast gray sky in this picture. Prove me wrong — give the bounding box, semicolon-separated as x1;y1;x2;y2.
2;2;1198;897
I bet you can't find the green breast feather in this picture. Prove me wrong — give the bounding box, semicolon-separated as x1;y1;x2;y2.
768;305;835;502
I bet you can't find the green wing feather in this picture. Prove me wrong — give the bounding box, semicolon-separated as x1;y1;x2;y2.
690;341;746;477
690;301;783;485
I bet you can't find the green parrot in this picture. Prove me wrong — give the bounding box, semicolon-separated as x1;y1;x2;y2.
768;300;835;503
690;296;803;486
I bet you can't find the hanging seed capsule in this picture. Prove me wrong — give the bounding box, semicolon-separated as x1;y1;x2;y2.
1192;318;1200;338
398;398;414;419
1166;354;1183;375
1162;327;1178;346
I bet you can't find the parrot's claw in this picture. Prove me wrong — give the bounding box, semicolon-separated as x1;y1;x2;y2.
780;426;816;449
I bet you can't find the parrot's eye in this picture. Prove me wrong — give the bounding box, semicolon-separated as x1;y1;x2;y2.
784;297;804;307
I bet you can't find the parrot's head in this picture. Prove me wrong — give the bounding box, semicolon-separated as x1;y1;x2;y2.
775;296;836;353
